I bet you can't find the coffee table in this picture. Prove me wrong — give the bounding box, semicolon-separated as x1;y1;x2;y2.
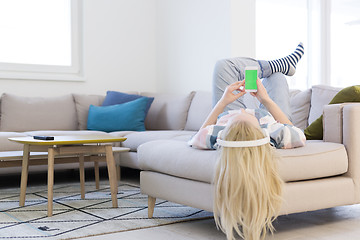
8;135;127;217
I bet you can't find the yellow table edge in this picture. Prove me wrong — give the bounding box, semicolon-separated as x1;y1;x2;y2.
8;136;127;146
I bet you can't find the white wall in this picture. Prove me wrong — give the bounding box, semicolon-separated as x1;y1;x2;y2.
155;0;231;94
0;0;255;96
155;0;255;94
230;0;256;58
0;0;158;97
82;0;158;94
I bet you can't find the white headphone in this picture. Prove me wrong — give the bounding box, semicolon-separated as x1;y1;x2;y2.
217;129;270;148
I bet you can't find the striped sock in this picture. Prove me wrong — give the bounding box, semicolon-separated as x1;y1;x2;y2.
268;42;304;76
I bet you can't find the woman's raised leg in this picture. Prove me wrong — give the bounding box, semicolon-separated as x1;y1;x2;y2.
261;72;292;121
212;42;303;113
212;57;261;111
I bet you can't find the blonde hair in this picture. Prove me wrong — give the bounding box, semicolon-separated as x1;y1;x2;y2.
213;120;283;240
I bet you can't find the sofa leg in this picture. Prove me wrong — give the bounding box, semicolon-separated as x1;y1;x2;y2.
148;196;156;218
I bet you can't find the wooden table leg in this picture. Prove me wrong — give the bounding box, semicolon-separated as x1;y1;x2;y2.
48;147;55;217
19;144;30;206
94;160;100;190
105;145;118;208
79;154;85;199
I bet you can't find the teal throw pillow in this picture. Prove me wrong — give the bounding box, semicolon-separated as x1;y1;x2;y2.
87;97;148;132
102;91;154;116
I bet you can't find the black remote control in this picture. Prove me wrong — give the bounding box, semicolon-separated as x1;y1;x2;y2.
33;136;55;140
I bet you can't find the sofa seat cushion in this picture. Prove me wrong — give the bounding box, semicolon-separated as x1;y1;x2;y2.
109;131;193;149
277;140;347;181
138;140;348;183
25;130;112;137
108;131;137;138
121;131;195;151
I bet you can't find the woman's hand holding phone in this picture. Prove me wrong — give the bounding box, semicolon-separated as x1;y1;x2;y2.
250;78;271;104
219;81;246;106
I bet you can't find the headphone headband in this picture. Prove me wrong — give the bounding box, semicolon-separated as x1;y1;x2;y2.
217;136;270;147
217;128;270;148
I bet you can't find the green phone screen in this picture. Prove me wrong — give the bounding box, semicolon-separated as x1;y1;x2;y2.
245;69;257;90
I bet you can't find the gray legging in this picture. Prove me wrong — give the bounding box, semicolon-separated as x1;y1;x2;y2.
212;57;292;121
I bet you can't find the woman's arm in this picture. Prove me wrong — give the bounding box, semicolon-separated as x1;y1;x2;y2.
269;123;306;148
261;99;293;125
251;79;293;125
200;81;246;129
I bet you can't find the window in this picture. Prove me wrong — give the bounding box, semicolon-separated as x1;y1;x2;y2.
256;0;360;89
331;0;360;87
0;0;83;81
256;0;308;90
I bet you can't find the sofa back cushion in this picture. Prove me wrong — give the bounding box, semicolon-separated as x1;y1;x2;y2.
73;94;105;130
290;89;312;130
141;92;195;130
74;92;140;130
308;85;341;125
102;91;154;115
0;93;77;131
184;91;212;131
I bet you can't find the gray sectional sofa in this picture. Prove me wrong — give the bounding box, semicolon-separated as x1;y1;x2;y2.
137;85;360;217
0;90;199;174
0;85;344;175
1;84;357;219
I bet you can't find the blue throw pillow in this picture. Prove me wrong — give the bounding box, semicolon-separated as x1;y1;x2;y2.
102;91;154;116
87;97;148;132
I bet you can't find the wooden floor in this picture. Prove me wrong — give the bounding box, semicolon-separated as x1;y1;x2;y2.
3;169;360;240
83;169;360;240
81;203;360;240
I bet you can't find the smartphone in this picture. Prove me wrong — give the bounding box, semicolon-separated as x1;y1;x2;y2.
33;136;54;140
245;66;258;92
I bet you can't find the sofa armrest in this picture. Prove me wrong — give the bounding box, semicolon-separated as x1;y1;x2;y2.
326;103;360;201
323;103;360;143
342;104;360;182
323;104;344;143
324;103;360;199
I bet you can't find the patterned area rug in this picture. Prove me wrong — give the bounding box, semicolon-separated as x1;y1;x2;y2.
0;181;213;239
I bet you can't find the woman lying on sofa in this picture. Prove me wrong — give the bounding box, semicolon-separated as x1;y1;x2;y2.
188;43;307;240
188;42;360;240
